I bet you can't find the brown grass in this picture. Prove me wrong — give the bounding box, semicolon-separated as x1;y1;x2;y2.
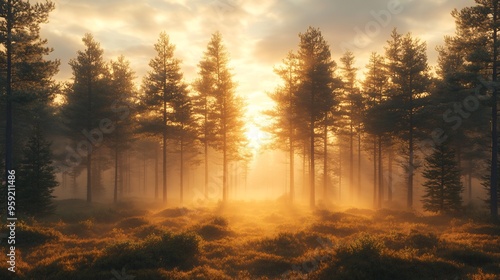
2;199;499;279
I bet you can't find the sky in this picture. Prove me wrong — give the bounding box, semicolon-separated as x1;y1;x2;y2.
40;0;474;147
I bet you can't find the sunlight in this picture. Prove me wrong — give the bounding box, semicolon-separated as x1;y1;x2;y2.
245;122;268;155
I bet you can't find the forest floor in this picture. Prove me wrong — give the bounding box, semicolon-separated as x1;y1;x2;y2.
1;198;500;279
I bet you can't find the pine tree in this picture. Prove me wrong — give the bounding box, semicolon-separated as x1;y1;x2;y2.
339;51;362;202
195;32;245;203
296;27;337;207
445;0;500;220
266;51;302;203
17;125;58;217
422;143;463;213
481;159;500;208
384;29;430;209
363;52;391;208
140;32;188;203
62;33;110;203
108;56;136;203
0;0;58;189
172;84;198;204
193;41;217;200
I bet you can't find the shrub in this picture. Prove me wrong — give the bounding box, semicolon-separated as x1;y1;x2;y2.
17;222;60;247
257;232;307;258
134;224;167;239
155;207;191;218
311;235;394;280
407;231;439;249
95;231;200;270
312;234;461;280
247;253;292;278
196;216;231;241
440;247;493;266
116;217;148;229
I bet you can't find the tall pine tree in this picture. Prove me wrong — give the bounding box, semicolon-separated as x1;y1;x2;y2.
363;52;391;208
446;0;500;220
62;33;110;203
0;0;58;200
296;27;337;207
266;51;302;203
108;56;136;203
384;29;430;209
198;32;245;203
140;32;188;203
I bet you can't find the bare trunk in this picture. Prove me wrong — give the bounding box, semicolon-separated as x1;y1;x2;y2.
349;121;354;202
180;129;184;204
155;143;159;199
323;122;328;200
378;135;383;208
357;127;361;201
114;147;118;203
5;0;13;196
373;137;377;208
491;0;499;220
388;144;393;202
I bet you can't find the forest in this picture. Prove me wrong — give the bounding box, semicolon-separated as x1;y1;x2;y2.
1;0;500;279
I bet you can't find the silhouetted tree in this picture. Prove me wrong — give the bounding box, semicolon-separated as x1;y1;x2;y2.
266;51;301;203
17;125;58;216
172;86;198;204
62;33;110;203
296;27;337;207
363;52;391;207
198;32;245;203
0;0;58;195
422;143;463;213
444;0;500;219
339;50;361;202
108;56;137;203
385;29;430;209
140;32;188;203
193;38;218;200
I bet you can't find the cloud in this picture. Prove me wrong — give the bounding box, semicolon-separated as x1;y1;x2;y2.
41;0;475;109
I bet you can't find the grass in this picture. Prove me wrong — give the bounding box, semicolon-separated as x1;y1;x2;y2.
2;199;499;279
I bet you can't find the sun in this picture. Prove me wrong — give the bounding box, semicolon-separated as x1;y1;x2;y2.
245;122;268;154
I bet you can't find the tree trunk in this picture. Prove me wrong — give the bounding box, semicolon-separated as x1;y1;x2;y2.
180;129;184;204
378;135;383;208
155;143;158;199
143;155;146;194
114;146;118;203
86;65;93;203
162;132;167;203
223;131;227;202
86;152;92;202
357;126;361;202
338;142;342;201
491;0;499;220
162;81;168;203
468;170;472;203
349;120;354;202
303;144;307;200
289;120;294;204
323;121;328;200
127;150;131;194
204;138;209;199
310;110;315;208
408;79;414;209
388;144;393;202
5;0;13;191
373;138;377;208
